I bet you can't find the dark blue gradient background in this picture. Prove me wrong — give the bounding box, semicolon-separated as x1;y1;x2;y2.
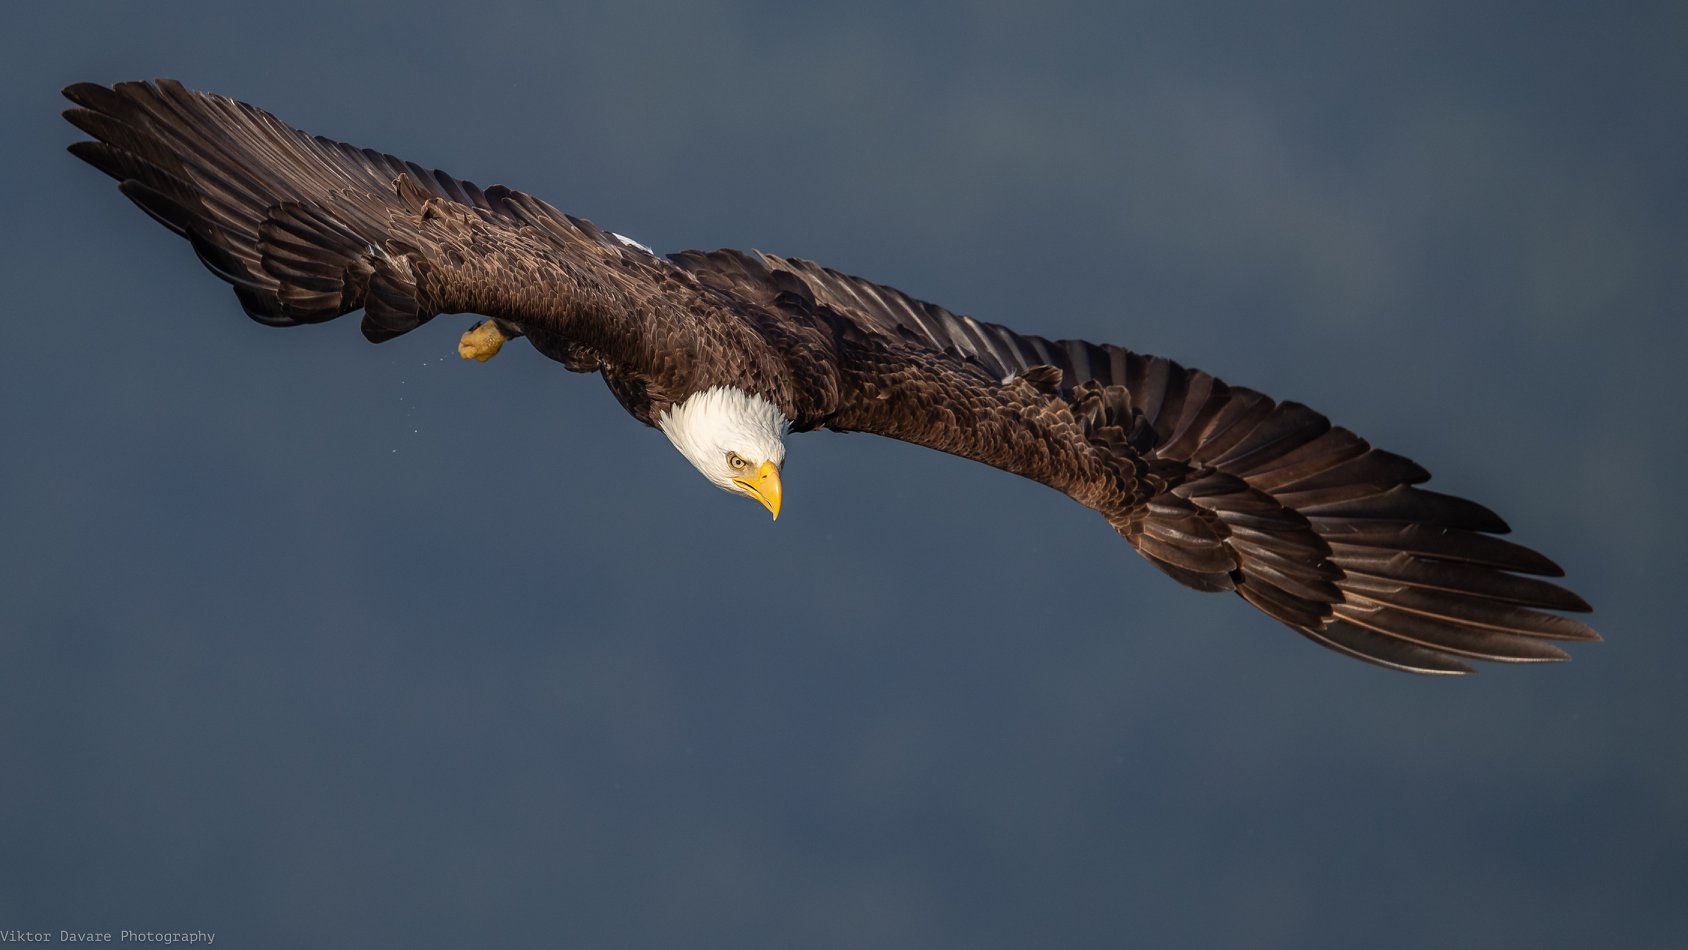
3;3;1683;947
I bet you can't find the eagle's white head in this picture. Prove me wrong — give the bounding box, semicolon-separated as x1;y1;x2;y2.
658;386;790;519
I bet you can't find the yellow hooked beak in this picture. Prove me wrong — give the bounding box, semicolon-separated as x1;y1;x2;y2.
732;460;783;520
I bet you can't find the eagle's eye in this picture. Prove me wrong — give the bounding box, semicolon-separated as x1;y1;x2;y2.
727;452;748;471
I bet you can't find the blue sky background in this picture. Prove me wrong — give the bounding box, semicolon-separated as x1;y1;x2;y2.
3;2;1684;947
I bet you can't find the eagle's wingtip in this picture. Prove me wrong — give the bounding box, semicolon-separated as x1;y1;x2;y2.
61;81;106;104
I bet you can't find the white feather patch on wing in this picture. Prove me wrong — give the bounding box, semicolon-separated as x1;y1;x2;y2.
610;232;653;254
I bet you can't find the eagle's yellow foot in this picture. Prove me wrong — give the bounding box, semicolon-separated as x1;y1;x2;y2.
458;321;508;362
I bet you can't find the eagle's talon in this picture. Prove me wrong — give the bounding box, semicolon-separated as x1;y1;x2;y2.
458;321;507;362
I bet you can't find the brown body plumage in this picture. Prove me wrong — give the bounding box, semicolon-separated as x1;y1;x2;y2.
63;79;1598;674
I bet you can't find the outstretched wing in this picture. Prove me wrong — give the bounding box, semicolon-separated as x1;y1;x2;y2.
668;251;1599;674
62;79;687;372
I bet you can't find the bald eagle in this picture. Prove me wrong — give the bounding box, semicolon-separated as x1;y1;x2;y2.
63;79;1598;675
